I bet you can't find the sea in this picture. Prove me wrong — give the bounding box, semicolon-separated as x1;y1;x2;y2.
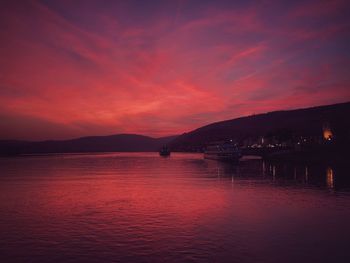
0;152;349;263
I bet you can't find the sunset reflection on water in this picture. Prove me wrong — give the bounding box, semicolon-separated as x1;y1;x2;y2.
0;153;350;263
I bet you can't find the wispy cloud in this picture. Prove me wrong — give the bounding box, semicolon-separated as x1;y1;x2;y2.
0;0;349;139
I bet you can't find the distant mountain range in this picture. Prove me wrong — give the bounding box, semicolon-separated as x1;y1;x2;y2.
0;134;177;155
1;102;349;155
169;101;350;151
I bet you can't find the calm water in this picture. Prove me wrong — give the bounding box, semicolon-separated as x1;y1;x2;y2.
0;153;350;263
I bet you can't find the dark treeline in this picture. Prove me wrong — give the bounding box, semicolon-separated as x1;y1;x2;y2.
169;102;350;154
0;134;177;155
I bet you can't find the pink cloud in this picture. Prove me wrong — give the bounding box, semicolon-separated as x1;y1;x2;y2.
0;0;349;140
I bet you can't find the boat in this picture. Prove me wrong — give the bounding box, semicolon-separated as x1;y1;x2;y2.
204;141;242;162
159;145;171;156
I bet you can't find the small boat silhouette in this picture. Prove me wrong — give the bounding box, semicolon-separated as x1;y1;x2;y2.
159;145;171;156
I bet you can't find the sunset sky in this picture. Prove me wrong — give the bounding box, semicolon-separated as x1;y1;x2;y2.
1;0;349;140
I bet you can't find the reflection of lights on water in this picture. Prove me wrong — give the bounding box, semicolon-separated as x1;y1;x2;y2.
305;166;308;182
272;165;276;180
327;167;334;189
262;161;266;175
294;167;297;180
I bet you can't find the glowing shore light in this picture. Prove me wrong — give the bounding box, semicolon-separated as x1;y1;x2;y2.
323;129;333;140
323;122;333;140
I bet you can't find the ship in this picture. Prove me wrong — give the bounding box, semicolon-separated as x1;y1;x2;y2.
159;145;171;156
204;141;242;162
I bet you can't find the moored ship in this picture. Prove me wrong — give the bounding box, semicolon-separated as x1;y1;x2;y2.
204;141;242;162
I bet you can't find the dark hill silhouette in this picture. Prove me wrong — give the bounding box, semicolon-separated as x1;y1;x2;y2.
1;102;349;156
0;134;177;155
169;102;350;151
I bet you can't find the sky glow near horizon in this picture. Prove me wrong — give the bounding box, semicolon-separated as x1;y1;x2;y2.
0;0;350;140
